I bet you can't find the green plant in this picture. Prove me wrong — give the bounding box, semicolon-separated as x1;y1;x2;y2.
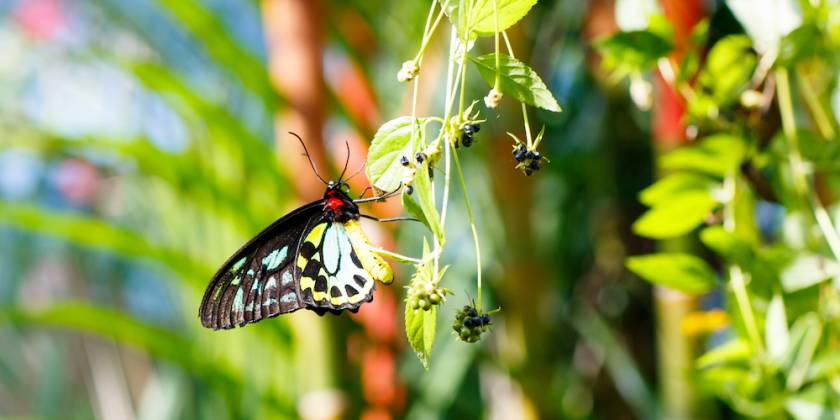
364;0;561;367
601;2;840;416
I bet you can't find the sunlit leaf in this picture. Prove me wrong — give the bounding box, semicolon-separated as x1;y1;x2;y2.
406;302;437;369
697;338;751;369
366;116;429;192
698;35;756;105
633;192;719;239
414;159;443;242
471;53;562;112
783;313;823;391
445;0;537;38
595;30;672;72
639;172;718;206
661;134;747;177
780;254;840;292
765;293;789;364
626;253;717;294
700;226;756;267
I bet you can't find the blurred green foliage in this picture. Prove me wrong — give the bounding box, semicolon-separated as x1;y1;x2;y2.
3;0;840;419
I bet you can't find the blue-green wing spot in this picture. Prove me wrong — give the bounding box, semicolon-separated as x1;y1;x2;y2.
297;222;376;313
199;203;323;330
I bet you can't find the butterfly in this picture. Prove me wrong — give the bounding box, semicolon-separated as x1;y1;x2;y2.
199;133;400;330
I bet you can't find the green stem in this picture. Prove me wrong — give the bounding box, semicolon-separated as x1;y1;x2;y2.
797;71;836;140
776;68;840;260
723;173;764;354
412;0;451;63
450;142;483;309
502;31;533;148
493;0;500;91
457;0;474;122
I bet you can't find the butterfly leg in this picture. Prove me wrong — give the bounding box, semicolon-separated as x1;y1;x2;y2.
357;186;372;200
353;184;403;204
360;214;419;223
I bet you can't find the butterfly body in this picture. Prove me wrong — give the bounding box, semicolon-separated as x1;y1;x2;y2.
199;181;392;329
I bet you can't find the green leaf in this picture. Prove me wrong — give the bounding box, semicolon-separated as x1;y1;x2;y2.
639;172;718;206
445;0;537;38
697;35;756;106
470;53;562;112
780;254;840;292
785;384;831;420
595;30;672;72
661;134;747;177
697;338;751;369
783;313;823;391
414;159;444;242
402;192;431;231
0;202;209;287
1;303;295;414
700;226;756;267
366;116;429;192
777;23;824;66
632;192;719;239
765;293;789;365
405;305;437;369
626;253;717;294
155;0;281;111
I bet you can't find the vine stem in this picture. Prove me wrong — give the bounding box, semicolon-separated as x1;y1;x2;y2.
796;72;835;140
451;142;483;309
493;0;500;91
776;68;840;261
409;0;437;165
502;31;533;148
457;0;474;122
723;173;764;354
412;0;451;64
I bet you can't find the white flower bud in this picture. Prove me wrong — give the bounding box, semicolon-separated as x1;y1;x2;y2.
397;60;419;82
484;87;503;108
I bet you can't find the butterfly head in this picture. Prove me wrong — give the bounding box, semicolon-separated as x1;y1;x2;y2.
323;181;358;223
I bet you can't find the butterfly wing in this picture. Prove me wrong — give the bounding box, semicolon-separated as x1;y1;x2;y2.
296;219;385;315
199;202;323;330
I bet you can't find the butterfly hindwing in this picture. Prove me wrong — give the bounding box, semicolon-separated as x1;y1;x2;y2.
296;220;376;313
199;203;321;329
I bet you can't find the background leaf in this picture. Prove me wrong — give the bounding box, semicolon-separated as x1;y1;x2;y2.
626;253;717;294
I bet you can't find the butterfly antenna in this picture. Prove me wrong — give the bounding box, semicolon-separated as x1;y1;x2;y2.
289;131;328;185
345;158;367;182
338;140;351;182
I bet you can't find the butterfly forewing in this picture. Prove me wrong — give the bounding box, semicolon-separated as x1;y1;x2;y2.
199;203;322;329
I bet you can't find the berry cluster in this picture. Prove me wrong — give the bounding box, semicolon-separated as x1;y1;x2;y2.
406;281;451;311
454;123;481;148
512;144;543;176
453;305;492;343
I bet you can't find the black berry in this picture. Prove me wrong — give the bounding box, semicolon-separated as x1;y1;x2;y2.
428;166;434;179
525;169;533;176
462;135;473;147
399;155;409;166
528;160;541;170
406;185;414;195
415;152;426;163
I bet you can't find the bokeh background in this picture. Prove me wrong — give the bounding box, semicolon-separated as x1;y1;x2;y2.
0;0;834;419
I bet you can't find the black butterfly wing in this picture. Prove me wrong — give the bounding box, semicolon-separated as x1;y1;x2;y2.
199;201;323;330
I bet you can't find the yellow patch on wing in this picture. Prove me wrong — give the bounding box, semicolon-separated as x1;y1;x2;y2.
297;221;376;305
344;220;394;285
